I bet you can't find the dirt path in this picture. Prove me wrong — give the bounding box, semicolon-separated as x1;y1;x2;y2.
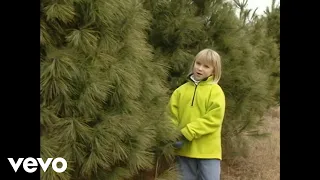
221;106;280;180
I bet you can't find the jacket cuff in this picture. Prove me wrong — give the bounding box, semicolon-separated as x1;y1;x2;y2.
181;127;193;141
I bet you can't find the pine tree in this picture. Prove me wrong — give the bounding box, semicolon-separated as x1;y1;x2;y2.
142;1;214;178
249;18;280;106
265;0;280;45
145;0;207;92
264;1;280;103
40;0;179;179
146;0;279;161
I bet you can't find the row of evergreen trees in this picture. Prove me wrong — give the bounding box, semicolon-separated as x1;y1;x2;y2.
40;0;279;179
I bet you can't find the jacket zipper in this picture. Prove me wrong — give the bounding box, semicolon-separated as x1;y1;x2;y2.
191;84;198;106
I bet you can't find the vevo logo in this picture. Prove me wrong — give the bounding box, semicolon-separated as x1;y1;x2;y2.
8;157;67;173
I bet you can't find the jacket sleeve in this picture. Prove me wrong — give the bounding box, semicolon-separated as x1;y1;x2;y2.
167;89;180;127
181;85;225;141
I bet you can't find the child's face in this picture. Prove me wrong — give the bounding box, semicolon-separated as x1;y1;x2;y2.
192;59;214;81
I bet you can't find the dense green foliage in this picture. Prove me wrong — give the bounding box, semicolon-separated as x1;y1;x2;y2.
40;0;279;179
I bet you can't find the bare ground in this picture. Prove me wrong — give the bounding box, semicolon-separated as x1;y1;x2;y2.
221;106;280;180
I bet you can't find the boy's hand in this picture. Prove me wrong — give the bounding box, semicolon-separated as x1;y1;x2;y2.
173;134;188;149
173;141;184;148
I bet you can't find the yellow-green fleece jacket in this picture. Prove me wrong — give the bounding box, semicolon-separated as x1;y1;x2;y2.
168;75;226;159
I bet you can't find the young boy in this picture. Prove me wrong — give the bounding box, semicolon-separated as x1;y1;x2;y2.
167;49;226;180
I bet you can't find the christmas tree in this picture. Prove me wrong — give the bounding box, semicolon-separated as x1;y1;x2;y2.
41;0;179;179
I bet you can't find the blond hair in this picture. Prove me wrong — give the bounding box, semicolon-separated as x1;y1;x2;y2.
189;48;222;83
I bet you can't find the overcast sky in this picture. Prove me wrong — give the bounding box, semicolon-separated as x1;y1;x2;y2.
246;0;280;15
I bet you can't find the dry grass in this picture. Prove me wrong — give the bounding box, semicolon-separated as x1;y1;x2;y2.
221;106;280;180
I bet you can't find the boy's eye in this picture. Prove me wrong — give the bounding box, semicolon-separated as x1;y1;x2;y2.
196;62;201;65
204;65;209;68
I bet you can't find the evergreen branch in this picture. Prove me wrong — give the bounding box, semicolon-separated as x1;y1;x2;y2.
43;18;66;44
41;136;59;159
128;149;155;174
155;143;176;163
111;140;130;163
52;95;78;117
94;51;118;70
40;19;53;46
80;151;100;178
133;123;157;150
77;79;113;118
105;167;132;180
69;142;87;166
40;107;59;128
72;118;94;143
97;114;141;139
155;164;181;180
66;28;99;54
50;118;94;146
41;48;82;109
44;2;76;24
